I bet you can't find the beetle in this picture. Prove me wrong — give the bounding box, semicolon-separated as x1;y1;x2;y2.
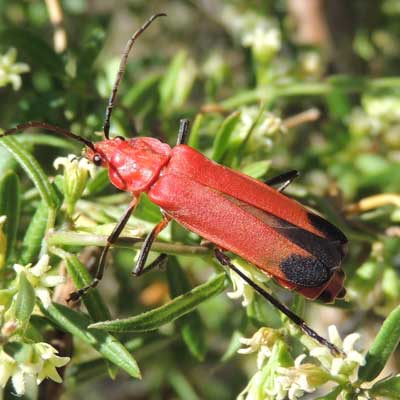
1;14;347;355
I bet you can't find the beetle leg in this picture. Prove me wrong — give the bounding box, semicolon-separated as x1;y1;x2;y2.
265;170;299;192
68;199;138;302
176;119;191;145
214;248;343;356
133;213;171;276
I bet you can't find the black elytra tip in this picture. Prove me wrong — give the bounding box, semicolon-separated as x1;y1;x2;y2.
280;254;330;287
307;212;348;245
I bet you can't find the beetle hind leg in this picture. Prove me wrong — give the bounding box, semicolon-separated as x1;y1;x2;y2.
214;248;343;356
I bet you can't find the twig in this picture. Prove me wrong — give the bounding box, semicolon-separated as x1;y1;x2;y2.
44;0;67;53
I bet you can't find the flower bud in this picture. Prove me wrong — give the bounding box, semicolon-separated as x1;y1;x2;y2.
54;155;95;216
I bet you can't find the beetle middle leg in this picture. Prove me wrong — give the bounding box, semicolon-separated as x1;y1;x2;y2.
68;199;137;302
265;170;299;192
132;212;171;276
214;248;343;356
176;119;191;145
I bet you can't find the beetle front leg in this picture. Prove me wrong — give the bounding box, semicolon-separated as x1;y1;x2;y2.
214;248;343;356
68;198;138;302
265;170;299;192
132;213;171;276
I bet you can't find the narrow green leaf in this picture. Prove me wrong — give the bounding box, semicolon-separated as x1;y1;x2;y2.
21;202;48;264
359;305;400;381
86;169;110;196
0;137;59;209
188;113;204;149
221;330;243;362
242;160;271;179
168;370;199;400
42;303;141;379
14;272;35;333
167;257;206;361
57;251;111;322
55;250;117;379
0;171;21;262
211;112;240;162
66;338;144;386
370;375;400;398
123;74;161;109
159;50;187;113
90;273;227;332
18;134;77;151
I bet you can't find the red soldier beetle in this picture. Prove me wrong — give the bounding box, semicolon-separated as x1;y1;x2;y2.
1;14;347;355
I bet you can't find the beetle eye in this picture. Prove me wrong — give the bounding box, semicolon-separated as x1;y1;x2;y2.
93;154;102;166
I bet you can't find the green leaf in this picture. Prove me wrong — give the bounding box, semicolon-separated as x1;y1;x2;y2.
90;273;227;332
168;369;199;400
0;137;59;210
370;375;400;398
359;305;400;381
122;73;161;110
0;171;21;262
187;113;204;149
66;338;144;385
211;112;240;162
21;202;48;264
42;303;141;379
159;50;194;113
86;169;110;196
242;160;271;179
58;251;112;322
14;272;35;333
166;257;206;361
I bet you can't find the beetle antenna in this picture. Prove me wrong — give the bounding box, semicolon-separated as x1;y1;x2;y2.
1;121;96;151
103;13;167;139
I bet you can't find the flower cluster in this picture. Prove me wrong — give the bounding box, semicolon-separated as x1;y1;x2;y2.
237;325;365;400
0;48;30;90
0;343;70;396
13;254;65;309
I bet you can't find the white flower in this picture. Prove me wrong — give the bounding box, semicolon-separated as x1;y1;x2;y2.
13;255;65;308
309;325;365;381
227;259;269;307
35;342;70;384
54;154;96;215
0;349;16;389
238;328;281;369
276;355;330;400
242;25;281;59
0;48;30;90
237;107;286;149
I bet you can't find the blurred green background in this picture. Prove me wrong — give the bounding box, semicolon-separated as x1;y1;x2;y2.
0;1;400;399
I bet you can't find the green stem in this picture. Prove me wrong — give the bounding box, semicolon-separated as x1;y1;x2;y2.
47;231;210;256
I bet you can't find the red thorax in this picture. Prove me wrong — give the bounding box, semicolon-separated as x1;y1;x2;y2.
86;137;171;194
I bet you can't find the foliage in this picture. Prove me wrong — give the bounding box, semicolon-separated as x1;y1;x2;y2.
0;1;400;399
